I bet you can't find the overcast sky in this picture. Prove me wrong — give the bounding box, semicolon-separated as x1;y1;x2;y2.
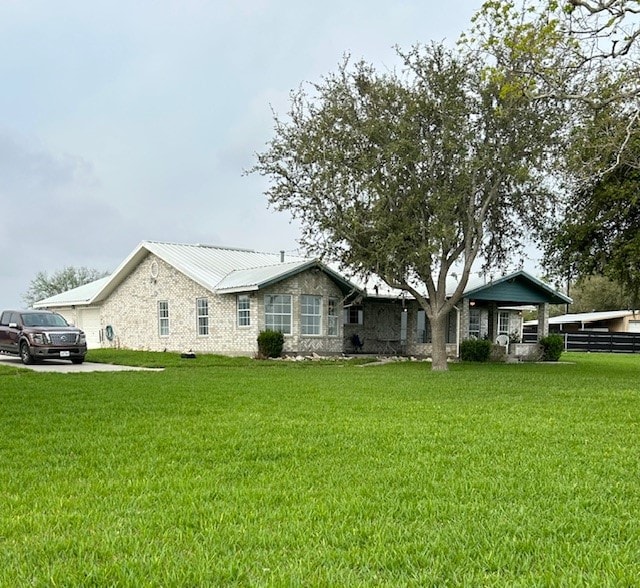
1;0;489;309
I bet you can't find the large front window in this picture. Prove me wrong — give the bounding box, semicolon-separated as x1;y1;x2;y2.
158;301;169;337
197;298;209;336
301;295;322;335
264;294;292;334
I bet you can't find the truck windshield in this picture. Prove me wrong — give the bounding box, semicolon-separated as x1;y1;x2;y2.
22;313;69;327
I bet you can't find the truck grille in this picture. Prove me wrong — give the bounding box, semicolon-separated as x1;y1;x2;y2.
49;333;78;345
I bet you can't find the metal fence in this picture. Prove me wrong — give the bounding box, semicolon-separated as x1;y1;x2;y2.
523;331;640;353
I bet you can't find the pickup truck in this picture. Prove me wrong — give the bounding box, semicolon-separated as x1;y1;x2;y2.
0;310;87;365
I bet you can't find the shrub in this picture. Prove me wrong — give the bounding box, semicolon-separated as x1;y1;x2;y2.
460;338;492;362
257;330;284;358
539;333;564;362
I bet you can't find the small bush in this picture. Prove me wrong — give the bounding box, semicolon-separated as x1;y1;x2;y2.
257;330;284;358
460;338;492;362
539;333;564;362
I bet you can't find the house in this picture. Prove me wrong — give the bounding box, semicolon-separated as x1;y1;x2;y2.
34;241;571;357
34;241;358;355
524;310;640;334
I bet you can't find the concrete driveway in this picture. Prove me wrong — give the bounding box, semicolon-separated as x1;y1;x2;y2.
0;355;163;373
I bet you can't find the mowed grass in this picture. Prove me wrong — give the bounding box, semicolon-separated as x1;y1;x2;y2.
1;352;639;586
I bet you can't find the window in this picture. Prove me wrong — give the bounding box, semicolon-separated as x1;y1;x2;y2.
417;310;429;343
417;310;457;344
498;311;510;336
264;294;292;334
197;298;209;336
328;297;339;337
158;301;169;336
469;308;481;339
237;295;250;327
344;305;363;325
301;295;322;335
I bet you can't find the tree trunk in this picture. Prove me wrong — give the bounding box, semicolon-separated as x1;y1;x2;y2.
430;311;449;371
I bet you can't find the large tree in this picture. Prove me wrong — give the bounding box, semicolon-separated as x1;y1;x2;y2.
253;43;565;370
252;1;638;370
23;266;109;308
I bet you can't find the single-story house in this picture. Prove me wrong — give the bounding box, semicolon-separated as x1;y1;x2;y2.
34;241;571;357
525;310;640;334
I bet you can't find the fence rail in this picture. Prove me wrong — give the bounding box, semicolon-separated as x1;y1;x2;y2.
523;331;640;353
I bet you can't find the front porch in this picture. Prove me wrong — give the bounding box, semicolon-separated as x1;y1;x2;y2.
343;270;571;360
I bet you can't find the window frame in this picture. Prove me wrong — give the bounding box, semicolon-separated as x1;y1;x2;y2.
344;305;364;325
498;311;510;336
468;308;481;339
196;297;209;336
301;294;322;336
264;294;292;335
237;294;251;327
158;300;170;337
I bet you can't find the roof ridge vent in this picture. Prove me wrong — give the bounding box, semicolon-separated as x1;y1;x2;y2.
194;243;256;253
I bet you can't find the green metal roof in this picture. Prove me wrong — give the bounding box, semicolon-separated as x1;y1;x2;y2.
463;271;571;305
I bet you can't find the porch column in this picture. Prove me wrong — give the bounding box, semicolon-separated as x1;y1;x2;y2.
488;302;498;341
461;298;470;341
538;302;549;340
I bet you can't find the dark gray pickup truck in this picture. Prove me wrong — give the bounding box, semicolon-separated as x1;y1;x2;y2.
0;310;87;365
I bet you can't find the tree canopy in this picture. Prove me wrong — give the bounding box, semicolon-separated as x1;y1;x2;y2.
23;266;109;308
544;141;640;303
527;0;640;306
568;274;633;312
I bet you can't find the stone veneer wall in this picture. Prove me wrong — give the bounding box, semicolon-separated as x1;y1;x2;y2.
99;253;345;355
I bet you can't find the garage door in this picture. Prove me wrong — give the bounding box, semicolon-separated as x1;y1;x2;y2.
78;307;102;349
629;320;640;333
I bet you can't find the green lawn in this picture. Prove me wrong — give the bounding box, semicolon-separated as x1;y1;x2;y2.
1;352;639;586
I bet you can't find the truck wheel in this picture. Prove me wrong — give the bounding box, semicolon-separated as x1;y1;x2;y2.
71;358;84;365
20;341;34;365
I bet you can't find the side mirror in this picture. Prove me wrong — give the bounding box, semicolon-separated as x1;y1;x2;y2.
8;322;18;329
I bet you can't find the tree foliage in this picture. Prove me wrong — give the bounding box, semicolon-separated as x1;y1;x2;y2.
23;266;109;307
545;149;640;302
568;274;633;311
468;0;640;177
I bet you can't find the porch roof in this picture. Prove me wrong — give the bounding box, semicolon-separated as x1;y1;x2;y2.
463;271;571;306
358;270;570;307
